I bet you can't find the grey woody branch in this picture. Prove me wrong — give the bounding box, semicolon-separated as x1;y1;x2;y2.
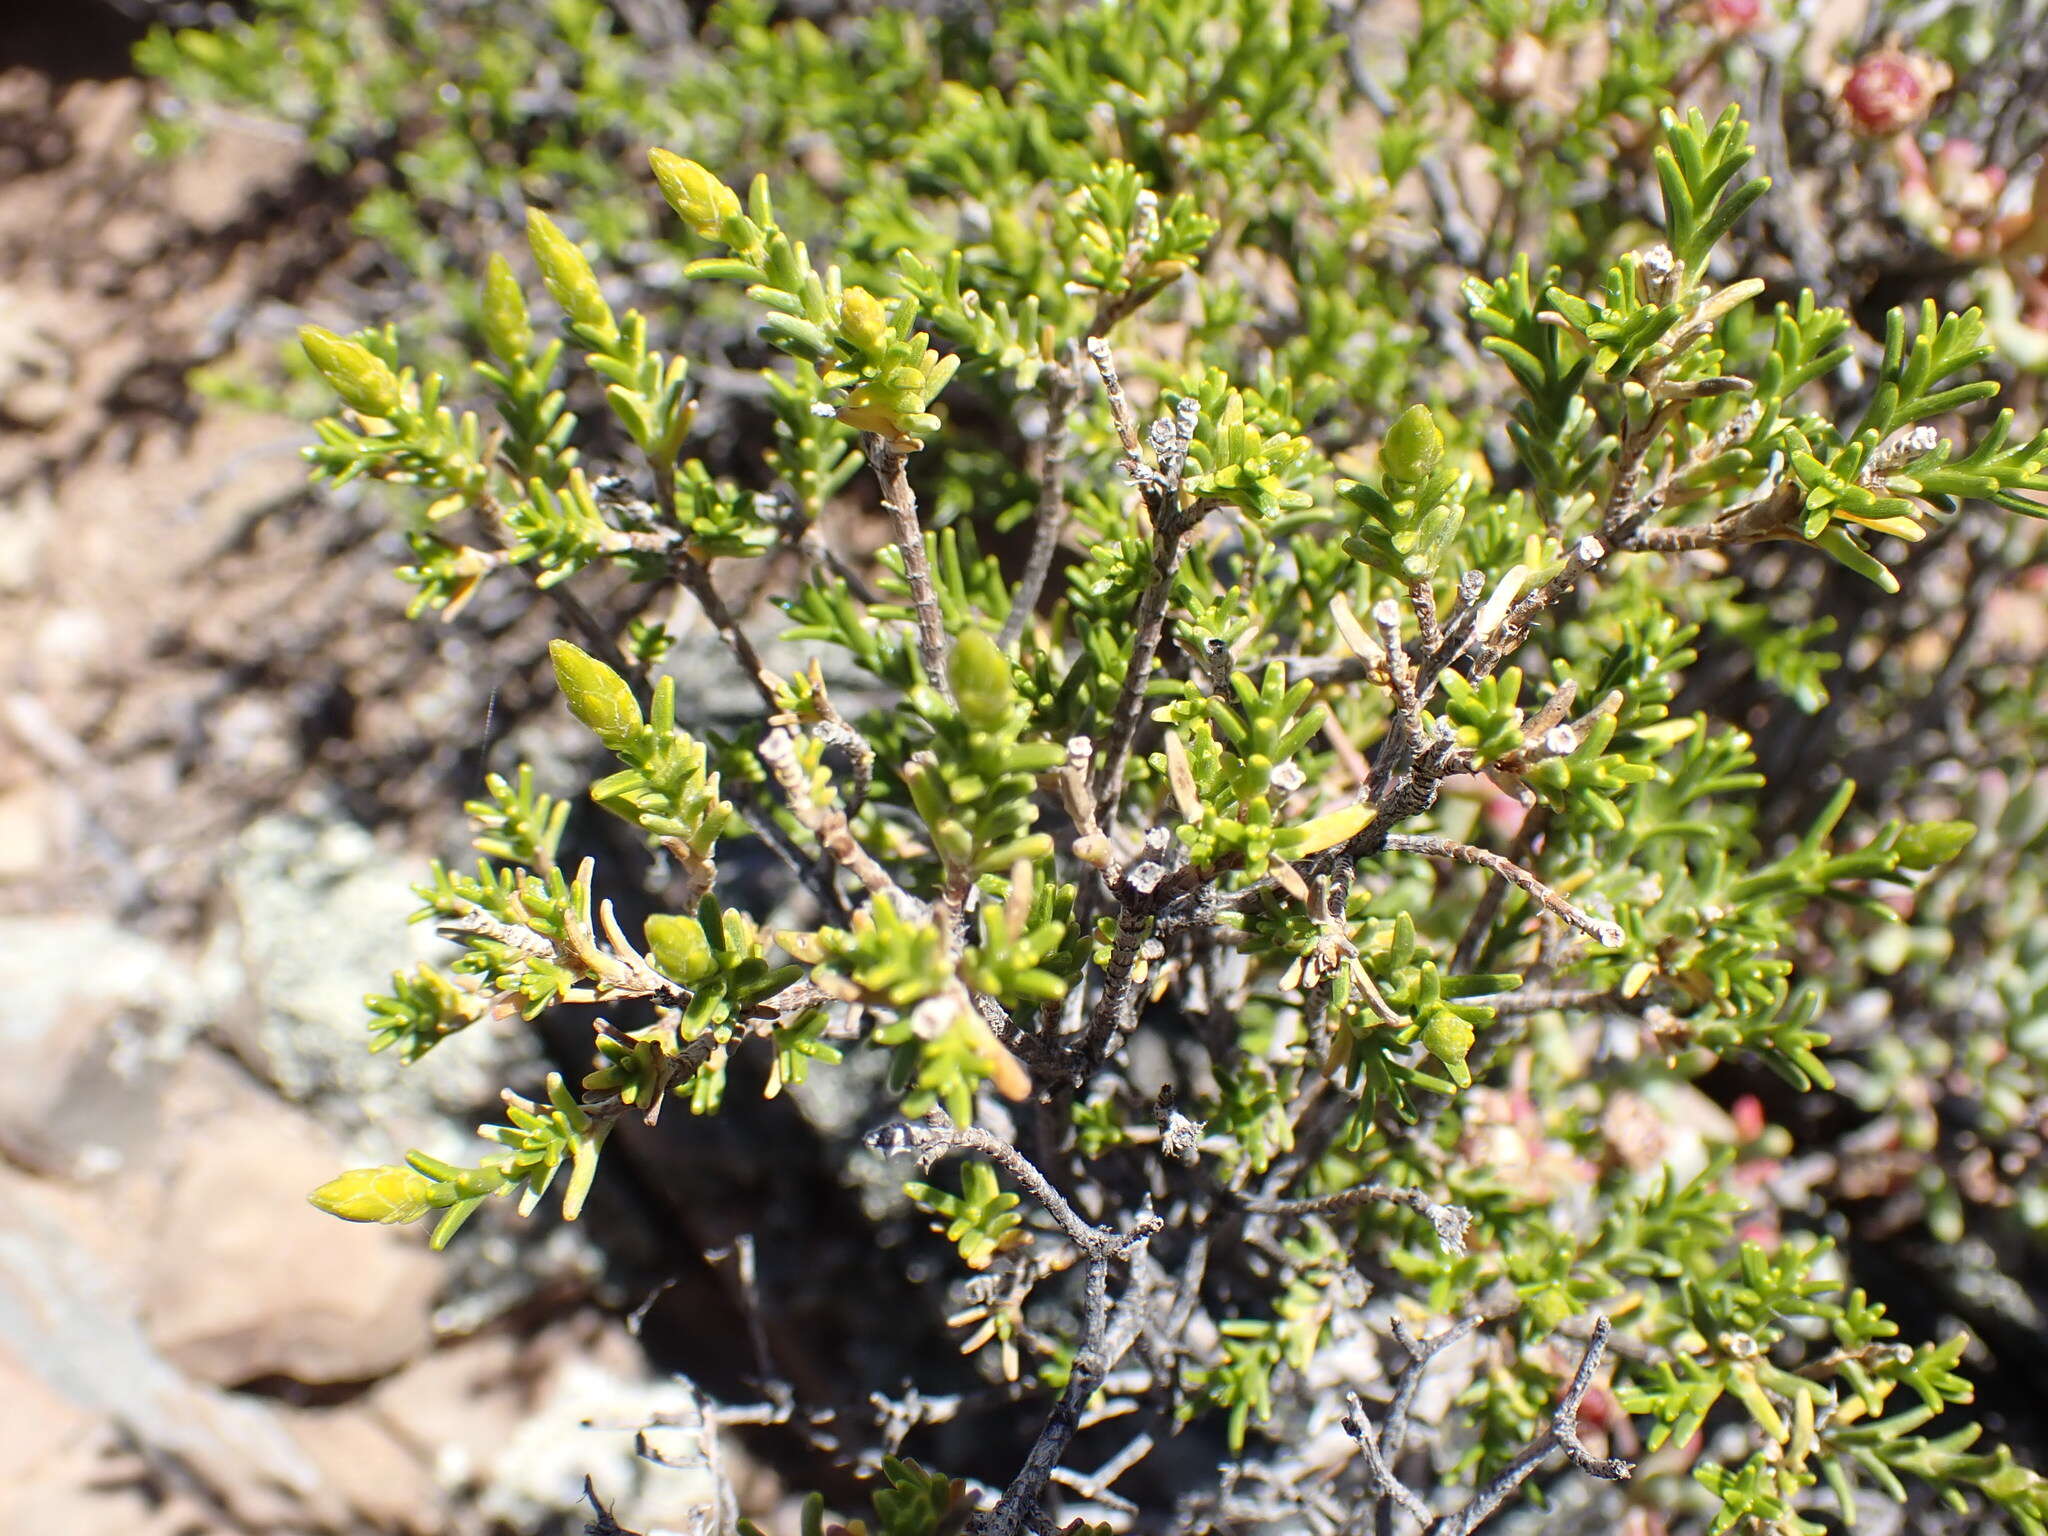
863;433;955;705
1236;1182;1473;1255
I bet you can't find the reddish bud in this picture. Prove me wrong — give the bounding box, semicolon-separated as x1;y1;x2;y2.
1835;42;1951;138
1698;0;1764;37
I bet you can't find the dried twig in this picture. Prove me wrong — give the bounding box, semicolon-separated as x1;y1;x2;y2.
867;1112;1157;1263
1236;1182;1472;1255
1086;338;1205;822
864;434;954;703
1342;1392;1433;1528
1384;833;1623;947
759;726;902;900
999;351;1081;651
1433;1317;1632;1536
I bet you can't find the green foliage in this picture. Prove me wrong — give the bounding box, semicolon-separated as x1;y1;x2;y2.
904;1160;1025;1271
164;6;2048;1534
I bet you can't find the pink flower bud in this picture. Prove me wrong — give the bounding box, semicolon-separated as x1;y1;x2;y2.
1699;0;1764;37
1836;42;1951;137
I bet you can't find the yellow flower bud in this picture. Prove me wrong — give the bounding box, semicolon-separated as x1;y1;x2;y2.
299;326;402;417
644;912;716;985
479;252;532;364
524;208;614;338
649;149;741;236
309;1165;437;1225
839;286;890;352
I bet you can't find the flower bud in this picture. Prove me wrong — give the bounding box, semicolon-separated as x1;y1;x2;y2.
1696;0;1763;37
299;326;402;417
550;638;644;749
309;1165;437;1224
525;208;615;337
479;252;532;365
649;149;741;237
948;628;1016;732
1835;42;1951;138
1382;403;1445;484
839;286;891;352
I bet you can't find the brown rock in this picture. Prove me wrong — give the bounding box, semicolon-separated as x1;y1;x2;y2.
366;1332;530;1490
141;1051;442;1386
0;1337;99;1492
295;1404;448;1534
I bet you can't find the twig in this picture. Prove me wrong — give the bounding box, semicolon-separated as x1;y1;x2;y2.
1450;806;1548;973
1342;1393;1433;1528
1236;1182;1472;1255
1047;1432;1154;1514
759;726;902;900
999;352;1080;651
1086;338;1205;822
1432;1317;1632;1536
1384;833;1623;947
864;434;954;703
477;489;640;683
1380;1288;1522;1475
866;1113;1156;1263
1486;987;1617;1018
669;549;780;711
1468;535;1607;681
869;1116;1163;1536
580;1478;644;1536
1079;904;1152;1078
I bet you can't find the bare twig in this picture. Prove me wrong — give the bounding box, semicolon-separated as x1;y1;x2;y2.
1237;1182;1472;1255
999;352;1080;651
1384;833;1623;947
1380;1288;1522;1476
759;726;902;900
1486;987;1617;1018
1047;1432;1154;1514
866;1113;1158;1262
670;550;780;711
1079;904;1152;1078
1433;1317;1632;1536
1450;806;1549;973
580;1478;644;1536
869;1115;1162;1536
1086;339;1206;822
864;434;954;703
1342;1392;1434;1528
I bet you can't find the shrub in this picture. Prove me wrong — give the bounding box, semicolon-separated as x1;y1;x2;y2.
152;2;2048;1532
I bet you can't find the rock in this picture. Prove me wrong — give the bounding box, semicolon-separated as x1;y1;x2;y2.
0;1329;99;1493
294;1403;447;1534
0;778;59;878
0;913;182;1179
0;297;74;428
140;1050;443;1386
477;1338;731;1536
213;811;512;1126
0;1164;342;1529
0;480;54;596
366;1331;530;1494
